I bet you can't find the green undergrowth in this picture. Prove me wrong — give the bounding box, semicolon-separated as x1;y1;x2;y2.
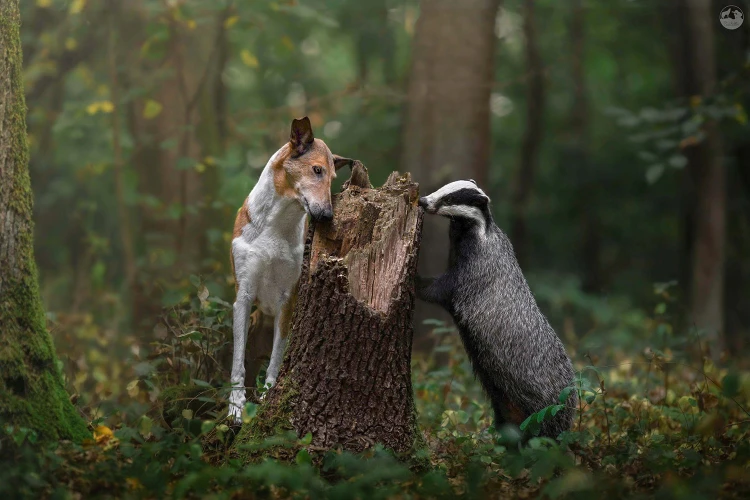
3;280;750;499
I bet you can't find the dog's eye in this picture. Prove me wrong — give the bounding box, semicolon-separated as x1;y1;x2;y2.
313;165;323;175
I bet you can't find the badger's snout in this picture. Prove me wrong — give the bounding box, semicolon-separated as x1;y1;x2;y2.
418;197;433;212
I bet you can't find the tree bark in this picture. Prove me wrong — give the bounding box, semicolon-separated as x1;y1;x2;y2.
402;0;501;337
680;0;725;355
122;3;230;327
567;0;600;294
511;0;545;270
0;0;89;442
234;172;424;456
108;0;137;319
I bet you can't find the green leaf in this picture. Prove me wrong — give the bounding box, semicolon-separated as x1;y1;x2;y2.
176;157;196;170
654;303;667;315
201;420;216;435
189;274;201;287
295;449;312;465
668;154;687;169
192;378;212;388
520;414;534;432
559;386;574;404
300;432;313;445
143;99;163;119
646;164;665;184
242;402;258;423
722;374;740;398
536;407;549;423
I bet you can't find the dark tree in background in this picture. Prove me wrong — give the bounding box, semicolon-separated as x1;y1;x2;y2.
402;0;502;334
511;0;545;270
567;0;601;294
684;0;725;355
0;0;89;442
673;0;725;355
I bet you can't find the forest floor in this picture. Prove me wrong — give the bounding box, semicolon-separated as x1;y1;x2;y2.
2;284;750;499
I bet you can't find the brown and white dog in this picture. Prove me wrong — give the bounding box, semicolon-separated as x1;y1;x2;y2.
228;117;352;423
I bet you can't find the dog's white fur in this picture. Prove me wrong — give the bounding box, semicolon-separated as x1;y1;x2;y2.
227;117;350;424
228;145;307;423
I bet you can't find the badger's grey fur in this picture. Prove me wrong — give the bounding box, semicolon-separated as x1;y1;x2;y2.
417;180;577;439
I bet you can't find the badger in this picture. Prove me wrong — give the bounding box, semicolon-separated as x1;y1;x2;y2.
417;180;577;439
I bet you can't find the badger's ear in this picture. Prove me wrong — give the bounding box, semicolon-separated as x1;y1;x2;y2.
468;179;477;185
332;154;354;171
290;117;314;157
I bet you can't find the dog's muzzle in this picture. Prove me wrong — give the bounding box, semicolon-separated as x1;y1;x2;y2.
309;204;334;222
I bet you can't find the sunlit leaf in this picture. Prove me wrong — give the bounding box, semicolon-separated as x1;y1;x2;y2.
70;0;86;15
143;99;163;119
240;49;259;68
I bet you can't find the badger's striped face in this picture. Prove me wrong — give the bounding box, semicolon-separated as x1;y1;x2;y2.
418;180;491;228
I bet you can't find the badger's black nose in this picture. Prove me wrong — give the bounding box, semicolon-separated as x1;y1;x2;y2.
418;197;428;209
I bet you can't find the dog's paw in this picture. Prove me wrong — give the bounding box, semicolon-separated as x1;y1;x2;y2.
228;393;245;424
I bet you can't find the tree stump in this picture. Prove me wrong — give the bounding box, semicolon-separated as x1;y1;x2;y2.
233;171;424;456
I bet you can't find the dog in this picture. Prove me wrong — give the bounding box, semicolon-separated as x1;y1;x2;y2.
228;117;352;423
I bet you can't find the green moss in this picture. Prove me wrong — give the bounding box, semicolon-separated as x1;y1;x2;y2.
0;0;89;443
230;380;300;464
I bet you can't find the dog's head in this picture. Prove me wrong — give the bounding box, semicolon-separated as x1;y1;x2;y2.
273;117;353;222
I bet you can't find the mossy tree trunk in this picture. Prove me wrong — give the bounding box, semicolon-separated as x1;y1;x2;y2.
0;0;89;442
234;172;424;456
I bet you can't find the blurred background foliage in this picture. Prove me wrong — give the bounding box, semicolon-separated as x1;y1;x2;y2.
18;0;750;412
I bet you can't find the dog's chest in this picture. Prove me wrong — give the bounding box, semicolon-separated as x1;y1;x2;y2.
233;217;305;314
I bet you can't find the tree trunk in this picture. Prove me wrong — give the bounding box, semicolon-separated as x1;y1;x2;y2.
0;0;89;442
123;3;229;328
108;0;137;320
682;0;725;355
234;172;424;456
511;0;545;270
402;0;501;337
568;0;600;294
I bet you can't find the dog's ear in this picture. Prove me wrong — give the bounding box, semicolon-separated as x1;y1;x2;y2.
290;117;314;157
333;155;355;171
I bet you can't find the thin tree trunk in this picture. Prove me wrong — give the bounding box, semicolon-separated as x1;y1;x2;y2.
108;0;137;316
0;0;89;442
402;0;501;337
682;0;725;355
569;0;600;294
123;3;228;327
511;0;545;270
234;173;424;456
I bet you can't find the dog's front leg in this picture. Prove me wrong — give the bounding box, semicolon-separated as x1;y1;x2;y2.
263;314;287;392
228;286;255;424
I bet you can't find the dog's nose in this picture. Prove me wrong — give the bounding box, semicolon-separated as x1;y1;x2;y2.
320;208;333;222
418;197;429;209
